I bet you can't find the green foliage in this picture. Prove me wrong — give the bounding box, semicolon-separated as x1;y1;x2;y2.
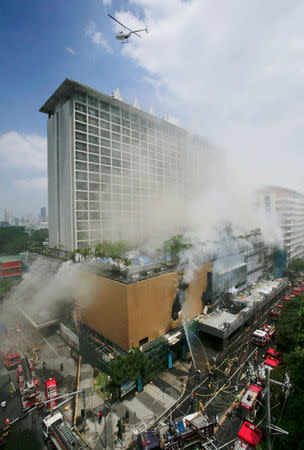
109;346;152;386
0;277;18;299
6;429;42;450
285;258;304;282
273;295;304;449
163;234;192;264
0;226;49;255
94;240;129;260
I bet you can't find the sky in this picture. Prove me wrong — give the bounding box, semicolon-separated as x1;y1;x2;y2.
1;0;304;220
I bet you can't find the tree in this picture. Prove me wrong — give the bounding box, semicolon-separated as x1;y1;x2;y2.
109;346;152;386
285;258;304;282
163;234;192;265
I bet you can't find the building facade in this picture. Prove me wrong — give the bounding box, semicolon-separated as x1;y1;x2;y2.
256;186;304;260
40;79;212;251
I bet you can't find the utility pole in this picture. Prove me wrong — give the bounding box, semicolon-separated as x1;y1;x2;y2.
266;368;272;450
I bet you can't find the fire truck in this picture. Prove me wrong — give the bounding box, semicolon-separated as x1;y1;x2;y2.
291;287;302;296
1;350;21;369
239;383;264;422
264;348;280;360
252;324;275;346
17;357;41;410
42;412;82;449
45;378;58;412
234;421;262;449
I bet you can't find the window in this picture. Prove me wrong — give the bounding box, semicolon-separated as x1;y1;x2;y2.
75;92;86;103
77;211;88;220
76;161;87;171
111;105;120;115
100;111;110;121
89;172;100;182
101;148;110;157
77;221;88;230
122;160;131;169
122;135;130;144
76;191;88;200
100;138;110;148
112;149;121;159
101;156;110;165
89;135;99;145
89;144;99;154
112;167;121;175
89;126;99;136
122;127;130;137
89;163;99;173
76;181;88;190
88;96;98;108
88;107;99;117
100;120;110;130
100;129;110;139
89;192;99;200
100;101;109;111
76;171;88;181
76;201;88;210
139;337;148;346
112;158;121;167
90;211;100;220
100;165;110;174
89;154;99;163
76;132;87;142
75;112;87;123
75;122;87;132
76;151;87;162
112;116;121;125
77;231;89;240
122;119;130;128
88;116;99;126
75;141;87;151
112;140;121;150
112;132;121;142
89;182;100;191
75;102;87;113
112;124;121;133
89;201;99;210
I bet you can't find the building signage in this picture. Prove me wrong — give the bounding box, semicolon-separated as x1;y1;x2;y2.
120;379;136;398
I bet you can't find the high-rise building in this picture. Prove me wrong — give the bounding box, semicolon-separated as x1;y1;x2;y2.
256;186;304;260
40;207;47;219
40;79;213;251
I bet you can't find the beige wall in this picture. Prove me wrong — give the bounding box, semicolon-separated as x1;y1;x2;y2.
79;263;212;351
127;272;179;347
79;273;129;349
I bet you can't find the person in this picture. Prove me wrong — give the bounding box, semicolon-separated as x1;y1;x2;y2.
98;411;103;424
125;410;129;423
227;410;232;419
234;385;238;392
60;362;64;372
1;401;6;410
43;361;47;370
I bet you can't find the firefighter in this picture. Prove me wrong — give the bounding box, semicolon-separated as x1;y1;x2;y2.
60;362;64;372
1;401;6;410
208;383;212;393
255;349;258;362
190;393;195;406
125;410;129;423
98;411;103;424
43;361;47;370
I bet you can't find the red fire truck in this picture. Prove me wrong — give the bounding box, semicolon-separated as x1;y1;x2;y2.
17;357;41;410
234;421;262;449
252;324;275;346
45;378;58;412
1;350;21;369
291;287;302;296
239;383;264;422
264;348;280;360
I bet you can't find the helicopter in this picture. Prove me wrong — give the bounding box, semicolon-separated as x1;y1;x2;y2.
108;13;148;41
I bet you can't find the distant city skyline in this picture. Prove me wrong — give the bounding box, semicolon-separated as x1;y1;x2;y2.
1;1;304;216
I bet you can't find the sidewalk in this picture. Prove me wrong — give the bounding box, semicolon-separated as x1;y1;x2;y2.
77;360;191;449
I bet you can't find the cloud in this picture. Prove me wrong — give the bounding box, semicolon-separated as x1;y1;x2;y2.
103;0;112;6
85;21;112;53
0;131;46;170
65;46;76;55
13;177;47;190
115;0;304;192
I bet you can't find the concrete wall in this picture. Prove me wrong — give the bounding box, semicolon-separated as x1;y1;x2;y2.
79;273;129;349
79;263;212;351
47;114;58;248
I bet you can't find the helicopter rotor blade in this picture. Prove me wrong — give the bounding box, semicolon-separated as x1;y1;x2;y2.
107;13;133;33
